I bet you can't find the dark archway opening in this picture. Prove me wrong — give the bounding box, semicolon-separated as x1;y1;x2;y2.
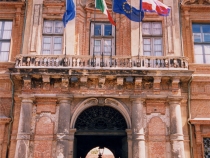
74;106;128;158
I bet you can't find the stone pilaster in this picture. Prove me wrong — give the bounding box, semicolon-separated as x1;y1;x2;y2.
131;97;145;158
14;97;34;158
168;97;185;158
126;129;132;158
56;95;73;158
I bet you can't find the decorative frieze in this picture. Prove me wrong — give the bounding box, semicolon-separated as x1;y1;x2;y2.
135;77;142;89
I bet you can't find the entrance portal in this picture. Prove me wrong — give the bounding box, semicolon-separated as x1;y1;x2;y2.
74;106;128;158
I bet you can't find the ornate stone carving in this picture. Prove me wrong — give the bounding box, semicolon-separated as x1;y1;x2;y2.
135;77;142;89
105;98;118;107
98;98;105;106
83;98;98;107
117;77;124;86
143;81;153;90
23;76;31;90
98;77;106;88
104;79;117;89
182;0;210;4
87;78;97;89
61;77;69;90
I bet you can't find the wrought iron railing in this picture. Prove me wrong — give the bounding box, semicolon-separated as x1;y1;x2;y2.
15;55;189;70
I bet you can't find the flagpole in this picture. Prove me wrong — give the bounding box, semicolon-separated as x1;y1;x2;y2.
65;0;67;58
110;0;114;67
93;1;96;67
138;0;142;60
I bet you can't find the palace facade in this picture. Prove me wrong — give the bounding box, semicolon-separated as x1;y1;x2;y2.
0;0;210;157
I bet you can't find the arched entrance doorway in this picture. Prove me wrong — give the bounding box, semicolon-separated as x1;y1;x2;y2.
74;105;128;158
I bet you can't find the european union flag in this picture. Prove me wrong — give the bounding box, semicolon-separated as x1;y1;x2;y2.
63;0;76;27
113;0;144;22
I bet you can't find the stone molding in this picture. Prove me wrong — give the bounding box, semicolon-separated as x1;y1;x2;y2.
167;96;183;104
57;94;73;103
16;133;31;140
190;119;210;125
0;117;11;124
170;134;184;141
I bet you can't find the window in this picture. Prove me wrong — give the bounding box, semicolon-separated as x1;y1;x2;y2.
192;24;210;64
203;138;210;157
42;21;64;55
142;22;163;56
90;23;115;56
0;21;12;62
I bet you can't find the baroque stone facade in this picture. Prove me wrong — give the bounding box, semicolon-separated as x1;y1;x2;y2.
0;0;210;157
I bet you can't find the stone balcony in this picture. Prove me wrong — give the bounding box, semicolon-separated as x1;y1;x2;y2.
15;55;189;70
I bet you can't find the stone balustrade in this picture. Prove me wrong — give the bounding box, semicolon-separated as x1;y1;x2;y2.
15;55;189;70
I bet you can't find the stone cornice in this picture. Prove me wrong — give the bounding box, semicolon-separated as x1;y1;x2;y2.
0;1;25;7
190;119;210;124
167;96;183;104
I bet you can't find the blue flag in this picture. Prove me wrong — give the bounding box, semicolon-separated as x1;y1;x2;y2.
63;0;76;27
113;0;144;22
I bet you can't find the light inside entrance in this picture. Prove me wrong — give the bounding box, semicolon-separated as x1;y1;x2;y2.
86;147;114;158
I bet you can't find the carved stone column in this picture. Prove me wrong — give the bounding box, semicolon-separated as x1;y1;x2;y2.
56;95;73;158
131;98;145;158
14;97;34;158
126;129;132;158
168;97;185;158
0;117;11;158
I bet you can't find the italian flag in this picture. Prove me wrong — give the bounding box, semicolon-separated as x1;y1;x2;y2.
95;0;116;26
